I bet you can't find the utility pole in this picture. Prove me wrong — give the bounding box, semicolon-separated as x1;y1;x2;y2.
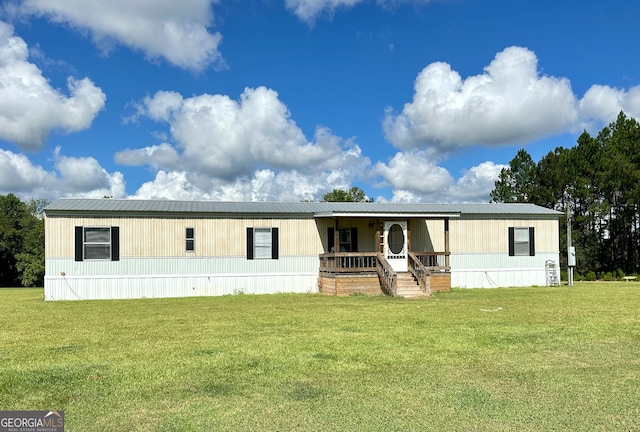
567;202;575;286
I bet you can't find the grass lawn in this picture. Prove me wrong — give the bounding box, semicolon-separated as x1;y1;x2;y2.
1;283;639;431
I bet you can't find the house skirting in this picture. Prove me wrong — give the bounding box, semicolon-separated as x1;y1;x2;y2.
318;273;383;297
450;252;560;288
44;272;318;301
430;272;451;292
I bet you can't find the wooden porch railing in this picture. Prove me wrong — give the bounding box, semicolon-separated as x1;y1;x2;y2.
413;252;451;271
319;252;378;274
375;253;397;297
408;252;431;296
319;252;398;296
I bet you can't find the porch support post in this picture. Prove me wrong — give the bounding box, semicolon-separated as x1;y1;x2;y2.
444;218;450;268
375;219;382;253
406;218;411;253
333;217;339;253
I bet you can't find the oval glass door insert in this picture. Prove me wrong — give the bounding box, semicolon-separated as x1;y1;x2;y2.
388;223;404;254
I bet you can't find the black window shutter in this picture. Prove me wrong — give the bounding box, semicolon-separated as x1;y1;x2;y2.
271;227;279;259
508;227;515;256
529;227;535;256
351;227;358;252
75;226;83;261
111;227;120;261
328;227;334;253
246;227;254;260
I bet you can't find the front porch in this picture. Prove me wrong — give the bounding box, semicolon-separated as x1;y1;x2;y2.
318;251;451;298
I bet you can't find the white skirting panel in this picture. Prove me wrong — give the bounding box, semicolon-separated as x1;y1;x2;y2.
450;252;560;288
44;255;320;300
44;272;319;301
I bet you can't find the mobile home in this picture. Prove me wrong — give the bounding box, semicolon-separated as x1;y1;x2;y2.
44;199;561;300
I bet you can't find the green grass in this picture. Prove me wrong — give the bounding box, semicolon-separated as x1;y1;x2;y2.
1;283;639;431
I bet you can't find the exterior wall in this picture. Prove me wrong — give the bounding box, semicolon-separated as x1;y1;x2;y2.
449;217;560;288
46;216;323;258
409;219;445;252
45;215;323;300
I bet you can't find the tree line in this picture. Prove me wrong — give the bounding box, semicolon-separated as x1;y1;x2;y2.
491;112;640;277
0;194;47;287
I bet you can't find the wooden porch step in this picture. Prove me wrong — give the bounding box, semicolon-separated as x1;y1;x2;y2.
396;289;428;299
396;273;427;298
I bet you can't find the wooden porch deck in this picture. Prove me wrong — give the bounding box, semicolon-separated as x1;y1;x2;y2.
318;252;451;298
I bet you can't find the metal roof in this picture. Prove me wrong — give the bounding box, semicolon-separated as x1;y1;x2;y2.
44;199;561;218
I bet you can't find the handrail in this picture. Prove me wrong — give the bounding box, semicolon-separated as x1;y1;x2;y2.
412;251;451;271
376;253;397;296
408;252;431;296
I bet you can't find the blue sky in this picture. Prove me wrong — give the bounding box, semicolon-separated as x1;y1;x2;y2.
1;0;639;203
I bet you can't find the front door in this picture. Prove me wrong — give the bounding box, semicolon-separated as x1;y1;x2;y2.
384;221;407;272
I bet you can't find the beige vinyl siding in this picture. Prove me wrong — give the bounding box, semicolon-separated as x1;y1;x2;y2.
409;219;445;252
46;214;560;258
450;218;559;254
46;216;323;258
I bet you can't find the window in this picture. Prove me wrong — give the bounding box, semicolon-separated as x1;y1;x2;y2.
75;226;119;261
339;228;353;252
246;227;279;260
327;227;358;252
186;227;195;252
508;227;535;256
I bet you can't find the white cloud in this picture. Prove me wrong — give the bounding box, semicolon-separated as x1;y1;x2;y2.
373;150;506;203
114;143;183;171
383;46;579;151
0;21;105;151
54;151;118;194
13;0;223;72
0;147;125;199
579;84;640;126
0;149;53;192
372;150;453;194
284;0;364;22
125;81;513;202
119;86;371;201
132;167;362;202
447;161;506;202
140;91;184;122
284;0;434;23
